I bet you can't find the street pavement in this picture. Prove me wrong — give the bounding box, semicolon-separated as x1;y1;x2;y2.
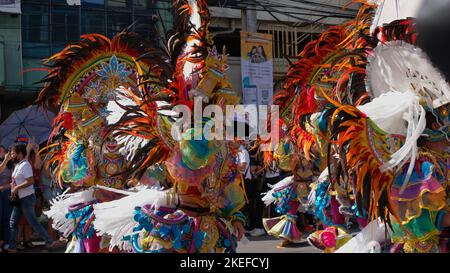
8;241;66;253
15;233;319;253
237;234;320;253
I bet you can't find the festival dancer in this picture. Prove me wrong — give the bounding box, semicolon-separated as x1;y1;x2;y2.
321;4;450;252
262;152;315;248
89;0;247;253
36;22;177;252
262;0;449;253
258;1;377;252
40;0;247;253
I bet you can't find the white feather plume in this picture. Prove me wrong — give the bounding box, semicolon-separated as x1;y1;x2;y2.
367;41;450;109
261;176;294;206
336;219;390;253
307;186;316;207
93;187;177;251
44;188;96;238
358;91;426;193
368;241;382;253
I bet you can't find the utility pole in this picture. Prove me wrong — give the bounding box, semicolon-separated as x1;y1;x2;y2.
241;3;259;127
241;4;257;33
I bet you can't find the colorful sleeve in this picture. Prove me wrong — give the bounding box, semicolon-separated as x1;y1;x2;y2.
436;208;449;231
219;176;247;224
228;211;247;225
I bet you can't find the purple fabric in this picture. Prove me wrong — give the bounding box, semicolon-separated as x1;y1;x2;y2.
391;177;442;200
330;196;345;226
264;215;303;243
440;240;448;253
83;233;101;253
141;205;188;224
68;201;95;211
356;217;368;229
287;199;300;214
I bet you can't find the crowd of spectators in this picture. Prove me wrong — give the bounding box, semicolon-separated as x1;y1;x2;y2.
0;138;65;253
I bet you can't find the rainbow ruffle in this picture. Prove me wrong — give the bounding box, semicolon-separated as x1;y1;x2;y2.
390;159;447;252
263;214;303;243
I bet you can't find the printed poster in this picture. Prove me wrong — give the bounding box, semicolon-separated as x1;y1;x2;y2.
0;0;20;14
240;31;273;106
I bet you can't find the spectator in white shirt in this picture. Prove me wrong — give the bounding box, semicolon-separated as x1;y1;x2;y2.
5;143;59;252
236;141;265;237
237;144;252;181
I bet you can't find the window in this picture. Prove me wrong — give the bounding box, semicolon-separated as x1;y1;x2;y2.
82;0;105;8
133;15;158;38
268;24;318;59
22;4;50;58
22;5;49;43
107;12;131;37
107;0;131;9
153;0;173;30
21;0;175;57
210;28;241;57
134;0;153;10
51;0;72;4
21;2;50;87
82;10;106;35
52;6;80;54
81;1;106;35
21;0;49;4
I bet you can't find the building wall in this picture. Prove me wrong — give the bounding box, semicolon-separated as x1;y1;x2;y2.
0;13;22;90
1;0;359;119
208;0;360;102
19;0;174;91
227;56;242;101
0;0;174;123
0;13;23;122
209;0;359;26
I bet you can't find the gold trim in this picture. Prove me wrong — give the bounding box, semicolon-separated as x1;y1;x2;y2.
396;202;446;225
391;230;440;245
391;188;445;202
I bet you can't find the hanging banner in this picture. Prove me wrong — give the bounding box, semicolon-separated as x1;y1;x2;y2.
66;0;81;6
240;31;273;106
0;0;21;14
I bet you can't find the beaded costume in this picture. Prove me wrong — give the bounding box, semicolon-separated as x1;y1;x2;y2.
85;0;246;253
40;0;246;253
262;0;449;253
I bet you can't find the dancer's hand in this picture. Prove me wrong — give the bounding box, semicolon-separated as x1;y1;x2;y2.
232;221;244;241
126;178;139;188
94;188;125;202
178;194;209;209
176;194;209;217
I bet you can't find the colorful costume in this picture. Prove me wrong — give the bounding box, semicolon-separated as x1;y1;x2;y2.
264;0;449;253
39;0;246;253
37;30;160;252
262;154;315;244
36;0;449;253
87;0;246;253
262;176;308;243
261;1;376;251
